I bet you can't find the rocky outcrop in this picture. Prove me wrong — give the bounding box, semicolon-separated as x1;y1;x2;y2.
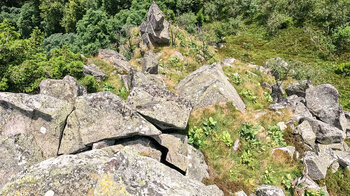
39;75;87;103
176;63;246;112
83;64;107;81
0;92;74;158
256;185;285;196
340;111;350;136
121;69;166;91
297;121;316;148
97;49;131;74
140;2;170;47
142;51;158;74
305;84;342;128
303;151;336;180
128;85;192;130
301;117;345;144
0;149;223;196
58;92;161;154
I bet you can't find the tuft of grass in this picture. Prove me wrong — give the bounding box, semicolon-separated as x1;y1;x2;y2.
322;167;350;196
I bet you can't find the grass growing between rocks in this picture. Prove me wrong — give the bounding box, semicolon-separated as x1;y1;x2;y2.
218;24;350;111
89;57;129;99
318;167;350;196
187;62;302;195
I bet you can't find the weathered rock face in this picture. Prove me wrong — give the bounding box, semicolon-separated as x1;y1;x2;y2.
340;111;350;135
303;151;335;180
302;118;345;144
142;51;158;74
305;84;342;128
104;138;162;161
0;149;223;196
0;134;45;189
176;63;246;112
128;85;192;130
58;92;161;154
285;80;311;98
256;185;285;196
186;144;210;182
39;75;87;103
0;92;74;158
83;64;107;81
122;69;166;91
153;134;189;172
97;49;131;74
221;58;236;67
297;121;316;148
140;2;170;46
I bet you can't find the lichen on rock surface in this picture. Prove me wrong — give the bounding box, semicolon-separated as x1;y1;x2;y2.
0;149;223;196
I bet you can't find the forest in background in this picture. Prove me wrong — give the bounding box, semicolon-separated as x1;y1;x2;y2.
0;0;349;108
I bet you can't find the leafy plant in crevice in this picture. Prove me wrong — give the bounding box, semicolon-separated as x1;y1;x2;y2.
188;117;218;149
221;131;233;147
102;82;115;92
263;92;273;103
335;62;350;77
240;89;258;104
241;149;254;167
229;73;243;85
262;166;275;185
117;86;129;100
267;125;286;147
238;123;262;149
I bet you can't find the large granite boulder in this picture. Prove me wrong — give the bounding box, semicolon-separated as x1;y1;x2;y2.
142;51;158;74
297;121;316;148
39;75;87;103
140;2;170;46
83;64;107;81
302;118;345;144
121;69;166;91
303;151;336;180
0;149;223;196
153;134;189;172
58;92;161;154
97;49;131;74
0;92;74;158
0;134;45;189
305;84;342;128
176;63;246;112
256;185;285;196
128;85;192;130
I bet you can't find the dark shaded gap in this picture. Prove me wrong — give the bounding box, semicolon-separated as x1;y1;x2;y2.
56;107;75;155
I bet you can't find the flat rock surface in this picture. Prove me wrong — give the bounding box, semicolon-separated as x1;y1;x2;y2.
128;84;192;130
58;92;161;154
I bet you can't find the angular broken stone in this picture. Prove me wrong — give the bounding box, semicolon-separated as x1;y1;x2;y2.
39;75;87;103
128;85;192;130
0;149;223;196
122;69;166;91
0;92;74;158
303;151;335;180
153;134;189;172
97;49;131;74
186;144;209;182
302;117;345;144
176;63;246;112
305;84;342;128
285;80;311;98
140;2;170;46
83;64;107;81
58;92;161;154
142;51;158;74
297;121;316;148
272;146;296;160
